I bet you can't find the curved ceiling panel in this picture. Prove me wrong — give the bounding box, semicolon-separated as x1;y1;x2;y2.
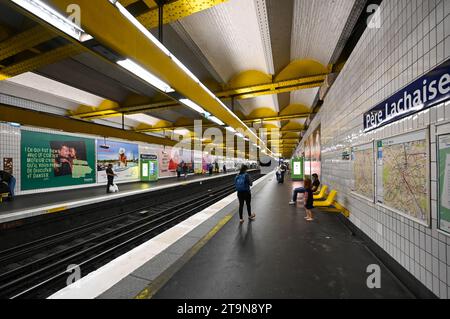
290;87;320;109
238;94;279;116
178;0;274;83
291;0;355;65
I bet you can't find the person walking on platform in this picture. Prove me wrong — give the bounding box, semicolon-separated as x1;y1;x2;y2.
106;164;117;194
0;170;16;200
176;163;182;179
223;164;227;174
303;178;314;222
235;165;255;224
182;162;188;179
289;173;320;205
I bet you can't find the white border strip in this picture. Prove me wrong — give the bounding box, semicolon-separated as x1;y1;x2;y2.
48;173;272;299
0;171;253;224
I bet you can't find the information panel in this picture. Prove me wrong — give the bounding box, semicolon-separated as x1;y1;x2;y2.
291;158;304;180
21;130;96;190
351;143;374;200
438;134;450;234
377;130;429;224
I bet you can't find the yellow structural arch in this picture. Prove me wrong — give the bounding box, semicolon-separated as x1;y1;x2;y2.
227;70;272;90
280;104;311;116
275;59;329;82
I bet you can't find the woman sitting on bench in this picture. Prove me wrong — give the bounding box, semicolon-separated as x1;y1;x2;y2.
289;174;320;205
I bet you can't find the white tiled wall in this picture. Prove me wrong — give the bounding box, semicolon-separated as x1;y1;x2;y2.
300;0;450;298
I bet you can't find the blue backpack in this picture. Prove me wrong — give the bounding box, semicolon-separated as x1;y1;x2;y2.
235;173;248;192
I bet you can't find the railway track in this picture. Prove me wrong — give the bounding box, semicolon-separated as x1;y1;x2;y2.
0;172;263;299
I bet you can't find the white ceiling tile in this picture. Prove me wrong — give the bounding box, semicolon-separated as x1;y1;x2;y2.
290;87;320;107
238;94;279;116
179;0;274;83
291;0;356;65
6;72;105;107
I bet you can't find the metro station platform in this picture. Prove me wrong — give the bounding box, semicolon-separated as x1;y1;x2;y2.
0;171;245;225
52;173;415;299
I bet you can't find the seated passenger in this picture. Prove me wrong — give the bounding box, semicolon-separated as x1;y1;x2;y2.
0;170;15;200
289;173;320;205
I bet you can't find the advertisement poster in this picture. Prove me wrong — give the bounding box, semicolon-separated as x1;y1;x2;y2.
21;130;95;191
438;134;450;234
159;147;172;177
97;140;139;183
310;127;321;178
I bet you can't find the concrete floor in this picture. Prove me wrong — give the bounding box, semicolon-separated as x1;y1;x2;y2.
153;175;414;299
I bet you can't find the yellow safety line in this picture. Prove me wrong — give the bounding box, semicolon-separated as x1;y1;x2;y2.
135;213;233;299
46;206;67;214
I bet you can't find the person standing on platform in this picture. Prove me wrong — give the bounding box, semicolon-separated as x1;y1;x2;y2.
106;164;117;194
176;163;182;179
0;170;15;200
303;178;314;222
235;165;255;224
208;163;213;175
223;164;227;174
183;162;188;179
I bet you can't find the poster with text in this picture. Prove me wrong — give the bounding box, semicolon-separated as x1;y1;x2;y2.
21;130;95;191
438;134;450;234
97;140;139;183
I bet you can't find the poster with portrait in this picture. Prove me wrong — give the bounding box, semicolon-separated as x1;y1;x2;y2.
21;130;96;190
97;140;139;183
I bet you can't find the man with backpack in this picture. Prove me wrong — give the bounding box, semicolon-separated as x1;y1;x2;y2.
235;165;255;224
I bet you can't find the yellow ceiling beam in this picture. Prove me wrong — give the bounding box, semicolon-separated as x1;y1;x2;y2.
44;0;257;140
0;44;83;80
0;25;57;61
72;76;321;120
135;114;308;133
136;0;228;28
217;74;327;100
243;113;309;123
0;104;176;147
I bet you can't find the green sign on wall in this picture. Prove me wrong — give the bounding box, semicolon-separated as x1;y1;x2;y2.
438;134;450;234
140;154;158;182
291;158;304;180
21;130;96;191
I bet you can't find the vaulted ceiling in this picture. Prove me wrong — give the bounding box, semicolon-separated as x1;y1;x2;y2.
0;0;364;157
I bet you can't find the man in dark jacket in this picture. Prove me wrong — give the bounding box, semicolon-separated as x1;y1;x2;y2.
0;170;16;199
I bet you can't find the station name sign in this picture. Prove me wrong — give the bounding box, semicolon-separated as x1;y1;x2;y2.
364;59;450;132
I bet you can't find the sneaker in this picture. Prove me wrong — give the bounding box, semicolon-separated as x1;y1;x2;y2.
289;201;296;205
249;214;256;221
239;219;245;224
306;218;314;222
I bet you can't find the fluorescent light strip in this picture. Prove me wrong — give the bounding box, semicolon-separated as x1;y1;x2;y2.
111;0;171;56
180;99;207;115
171;55;200;83
225;127;236;133
208;116;225;126
235;133;244;138
11;0;92;42
117;59;174;93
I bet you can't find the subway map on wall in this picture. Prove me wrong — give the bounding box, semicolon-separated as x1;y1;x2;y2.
352;144;374;200
378;131;428;224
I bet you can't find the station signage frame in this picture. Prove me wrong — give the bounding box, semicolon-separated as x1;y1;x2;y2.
363;58;450;133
